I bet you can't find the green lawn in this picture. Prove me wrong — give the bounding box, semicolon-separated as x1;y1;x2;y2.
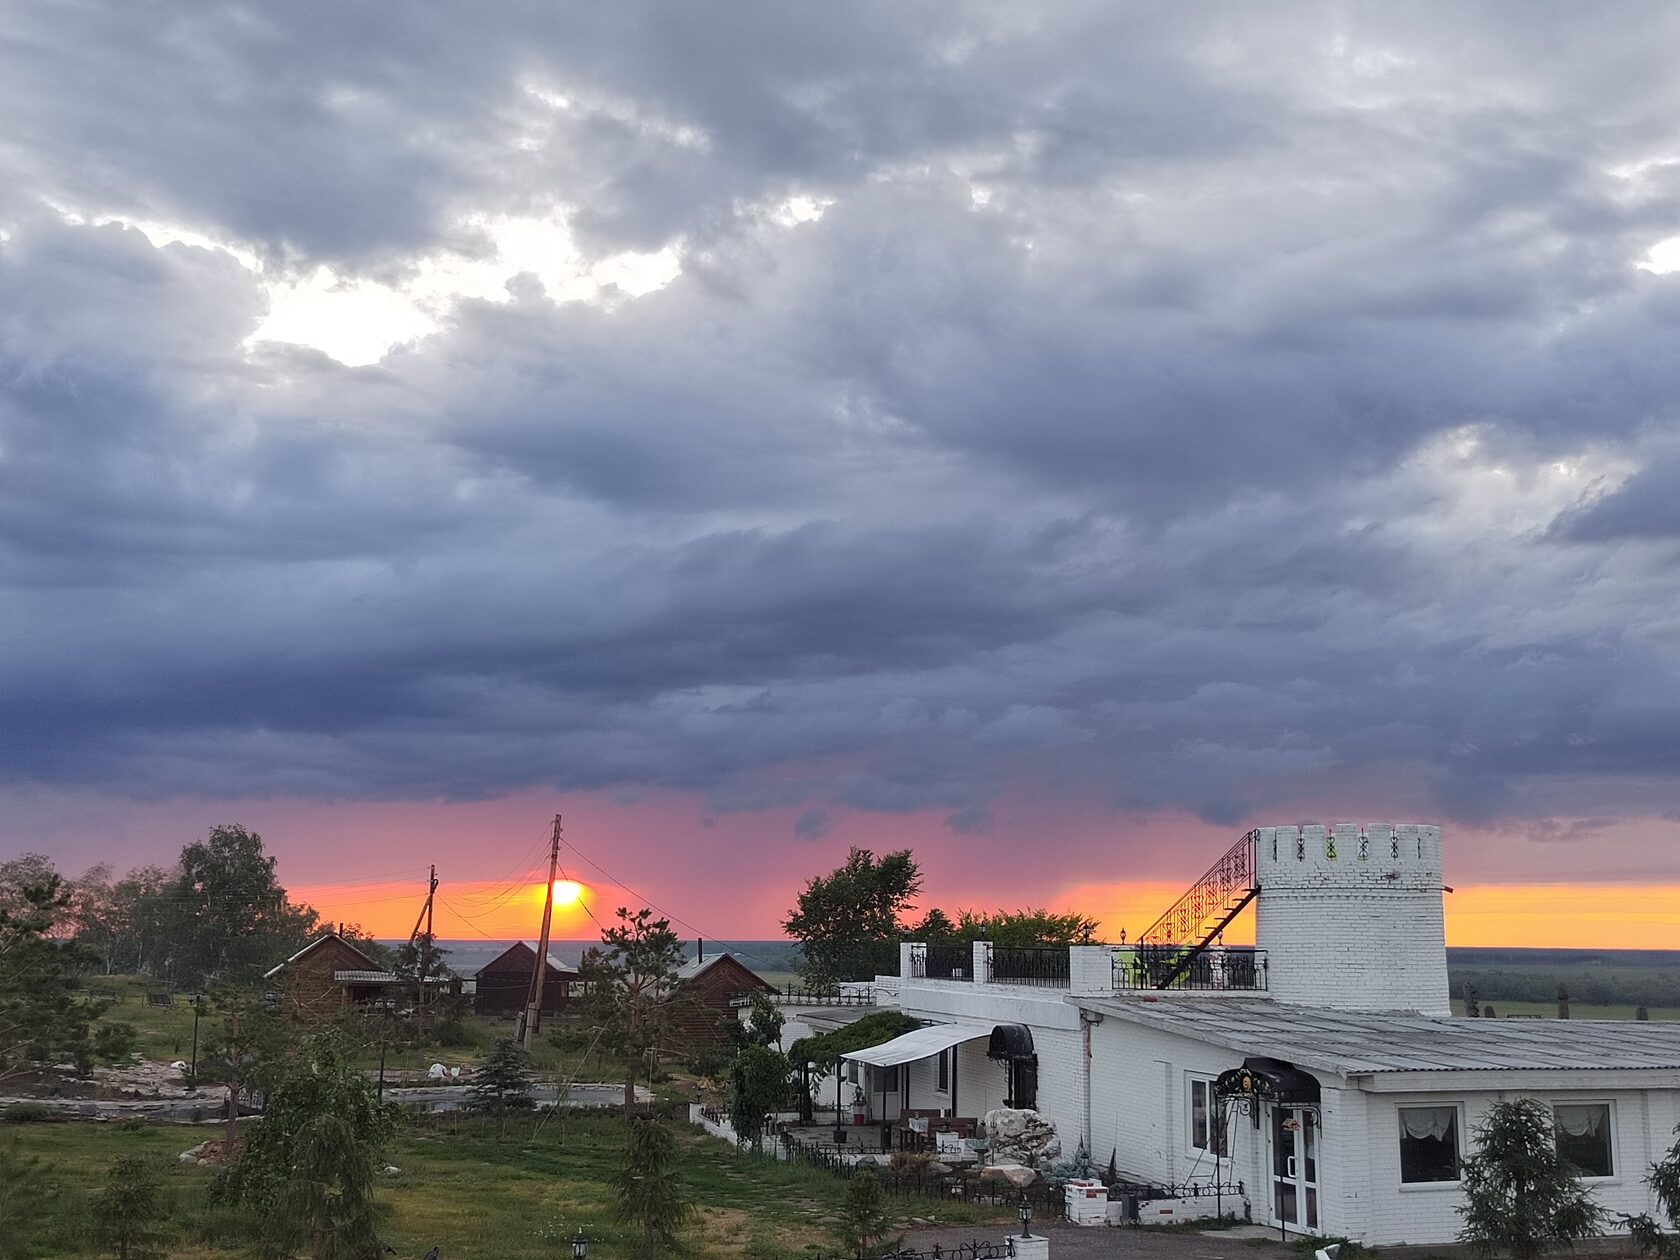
3;1110;1006;1259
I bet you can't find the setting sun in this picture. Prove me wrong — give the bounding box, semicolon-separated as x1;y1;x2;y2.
551;878;585;907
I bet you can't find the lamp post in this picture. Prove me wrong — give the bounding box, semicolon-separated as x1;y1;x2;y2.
1018;1195;1032;1239
570;1228;588;1260
188;993;206;1083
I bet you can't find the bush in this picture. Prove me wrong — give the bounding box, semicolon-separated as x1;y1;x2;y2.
1458;1098;1606;1260
1;1102;59;1125
94;1022;139;1064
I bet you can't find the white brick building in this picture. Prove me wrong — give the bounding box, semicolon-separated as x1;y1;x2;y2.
839;822;1680;1246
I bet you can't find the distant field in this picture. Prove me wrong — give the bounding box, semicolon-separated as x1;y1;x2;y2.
1453;1000;1680;1021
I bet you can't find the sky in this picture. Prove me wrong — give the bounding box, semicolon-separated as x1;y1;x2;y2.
4;4;1680;946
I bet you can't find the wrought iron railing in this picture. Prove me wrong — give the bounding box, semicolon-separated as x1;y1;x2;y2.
988;947;1071;987
733;986;878;1007
1136;830;1259;948
1113;946;1268;991
907;943;973;980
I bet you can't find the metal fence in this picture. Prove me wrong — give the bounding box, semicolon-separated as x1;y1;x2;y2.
782;1136;1068;1219
1113;946;1268;992
908;944;974;982
988;948;1070;987
800;1241;1018;1260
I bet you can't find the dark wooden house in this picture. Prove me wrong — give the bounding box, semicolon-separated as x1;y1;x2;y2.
473;941;577;1016
264;932;396;1017
663;952;777;1051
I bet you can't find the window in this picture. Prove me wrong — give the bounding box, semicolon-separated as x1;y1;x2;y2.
1189;1077;1226;1155
937;1049;949;1092
1555;1104;1613;1177
1399;1106;1460;1183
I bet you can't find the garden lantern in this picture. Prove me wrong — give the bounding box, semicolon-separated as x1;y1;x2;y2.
1018;1196;1032;1238
571;1229;588;1260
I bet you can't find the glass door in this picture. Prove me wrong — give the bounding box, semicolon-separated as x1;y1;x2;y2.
1269;1106;1319;1231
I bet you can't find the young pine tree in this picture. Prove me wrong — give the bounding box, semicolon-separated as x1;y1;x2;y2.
1458;1098;1606;1260
466;1037;536;1132
837;1170;902;1259
1622;1123;1680;1257
92;1155;168;1260
612;1115;694;1260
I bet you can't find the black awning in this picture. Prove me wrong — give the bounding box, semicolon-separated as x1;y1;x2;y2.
987;1023;1035;1061
1214;1056;1321;1106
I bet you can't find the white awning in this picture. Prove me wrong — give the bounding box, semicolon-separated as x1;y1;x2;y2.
843;1023;989;1068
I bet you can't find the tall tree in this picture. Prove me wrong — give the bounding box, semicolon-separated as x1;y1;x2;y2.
612;1115;694;1260
783;848;922;987
728;1042;791;1151
595;908;685;1112
167;825;320;987
1458;1098;1606;1260
953;907;1099;947
0;860;105;1082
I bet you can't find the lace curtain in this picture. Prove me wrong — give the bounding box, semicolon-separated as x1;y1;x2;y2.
1401;1107;1456;1141
1555;1104;1605;1137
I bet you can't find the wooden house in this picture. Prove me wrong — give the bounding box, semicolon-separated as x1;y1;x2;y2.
663;952;777;1051
473;941;577;1016
264;932;398;1016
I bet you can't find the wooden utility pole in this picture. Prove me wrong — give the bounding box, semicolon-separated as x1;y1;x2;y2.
521;814;563;1050
420;864;437;1007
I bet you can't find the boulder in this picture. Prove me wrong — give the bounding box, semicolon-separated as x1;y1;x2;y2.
178;1140;213;1165
927;1161;953;1176
979;1162;1039;1189
982;1107;1061;1166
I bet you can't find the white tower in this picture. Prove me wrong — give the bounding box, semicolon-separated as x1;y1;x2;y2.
1253;822;1450;1015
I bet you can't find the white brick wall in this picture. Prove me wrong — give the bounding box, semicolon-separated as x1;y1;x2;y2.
1254;823;1451;1015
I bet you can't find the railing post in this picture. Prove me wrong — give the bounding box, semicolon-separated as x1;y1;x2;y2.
972;940;993;984
901;942;921;980
1069;945;1115;995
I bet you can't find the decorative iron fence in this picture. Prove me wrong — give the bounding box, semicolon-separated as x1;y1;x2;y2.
987;947;1071;987
735;986;878;1008
1113;946;1267;991
699;1104;726;1125
781;1136;1067;1218
1136;830;1259;948
908;943;973;981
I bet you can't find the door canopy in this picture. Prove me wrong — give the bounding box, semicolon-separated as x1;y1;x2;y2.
1215;1056;1321;1107
986;1023;1035;1061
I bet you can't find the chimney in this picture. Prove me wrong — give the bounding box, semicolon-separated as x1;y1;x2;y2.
697;937;704;963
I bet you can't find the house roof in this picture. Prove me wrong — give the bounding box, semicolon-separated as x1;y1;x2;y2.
472;940;578;979
263;932;382;980
1075;996;1680;1075
674;952;773;987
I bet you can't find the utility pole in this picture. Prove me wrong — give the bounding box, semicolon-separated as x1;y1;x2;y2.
521;814;563;1051
420;864;437;1009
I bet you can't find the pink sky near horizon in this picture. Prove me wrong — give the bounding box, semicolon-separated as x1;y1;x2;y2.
9;784;1680;948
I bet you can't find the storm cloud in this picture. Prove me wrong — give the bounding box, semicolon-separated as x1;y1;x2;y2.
3;2;1680;865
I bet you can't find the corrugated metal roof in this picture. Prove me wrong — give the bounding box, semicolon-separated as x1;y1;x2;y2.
333;970;401;984
1076;996;1680;1074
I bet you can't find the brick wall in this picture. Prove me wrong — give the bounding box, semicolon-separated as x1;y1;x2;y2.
1254;823;1451;1014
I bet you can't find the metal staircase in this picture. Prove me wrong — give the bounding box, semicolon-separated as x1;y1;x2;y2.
1135;829;1260;988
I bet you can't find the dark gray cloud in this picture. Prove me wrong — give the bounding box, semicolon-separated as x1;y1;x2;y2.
3;3;1680;854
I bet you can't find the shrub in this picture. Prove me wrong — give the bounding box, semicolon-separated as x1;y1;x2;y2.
1458;1098;1606;1260
1;1102;58;1124
94;1022;139;1064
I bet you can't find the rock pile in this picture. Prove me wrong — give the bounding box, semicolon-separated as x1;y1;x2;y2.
982;1107;1061;1166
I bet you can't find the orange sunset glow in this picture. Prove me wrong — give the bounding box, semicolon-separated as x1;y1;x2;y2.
291;875;1680;948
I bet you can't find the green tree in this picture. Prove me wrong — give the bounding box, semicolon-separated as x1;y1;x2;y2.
0;859;105;1083
1622;1124;1680;1256
953;907;1098;947
467;1038;536;1130
783;848;922;987
216;1030;392;1260
93;1022;138;1063
612;1115;694;1260
728;1042;791;1151
166;825;320;988
1458;1098;1606;1260
199;990;290;1160
836;1170;902;1258
596;908;685;1112
91;1155;169;1260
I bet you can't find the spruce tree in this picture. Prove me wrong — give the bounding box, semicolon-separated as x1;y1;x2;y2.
612;1115;694;1260
837;1170;902;1259
1458;1098;1605;1259
466;1038;536;1130
92;1155;168;1260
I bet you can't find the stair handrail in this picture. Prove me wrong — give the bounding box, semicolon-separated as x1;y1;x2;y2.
1136;830;1259;947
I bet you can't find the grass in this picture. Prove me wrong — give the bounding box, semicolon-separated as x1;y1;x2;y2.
5;1108;1007;1259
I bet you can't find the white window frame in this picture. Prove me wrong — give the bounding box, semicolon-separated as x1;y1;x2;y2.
1397;1101;1464;1189
1553;1100;1616;1182
1187;1074;1223;1156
